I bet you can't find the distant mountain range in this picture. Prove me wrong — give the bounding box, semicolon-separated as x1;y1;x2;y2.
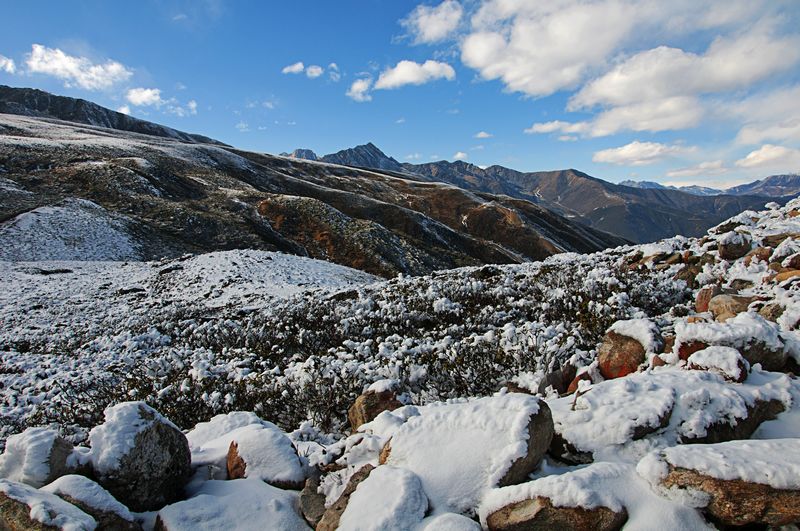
0;85;626;277
619;175;800;198
284;145;789;243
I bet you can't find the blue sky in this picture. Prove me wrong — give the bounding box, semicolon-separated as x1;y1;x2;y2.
1;1;799;187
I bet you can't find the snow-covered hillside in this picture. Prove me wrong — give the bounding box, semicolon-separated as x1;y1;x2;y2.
1;199;800;529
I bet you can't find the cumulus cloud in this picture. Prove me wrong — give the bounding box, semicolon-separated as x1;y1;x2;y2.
474;131;492;138
25;44;132;90
732;85;800;145
524;120;589;135
126;87;163;106
328;63;341;82
306;65;323;78
0;55;15;74
116;105;131;115
281;61;305;74
374;60;455;90
666;160;727;178
453;151;468;160
187;100;198;114
593;141;695;166
346;77;373;102
735;144;800;169
402;0;463;44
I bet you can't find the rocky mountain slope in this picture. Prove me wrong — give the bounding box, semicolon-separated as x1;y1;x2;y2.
0;85;222;145
1;195;799;530
292;144;780;243
622;174;800;198
0;106;625;277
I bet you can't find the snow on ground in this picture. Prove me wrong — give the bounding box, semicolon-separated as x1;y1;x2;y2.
0;478;97;530
41;474;136;524
0;198;142;261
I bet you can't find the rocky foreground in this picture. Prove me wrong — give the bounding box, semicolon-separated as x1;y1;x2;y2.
1;200;800;529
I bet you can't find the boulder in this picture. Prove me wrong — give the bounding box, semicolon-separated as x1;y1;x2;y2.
371;394;553;514
317;464;375;531
774;269;800;283
677;340;708;360
763;232;800;248
485;496;627;531
707;294;755;322
348;390;403;432
681;398;784;444
717;232;751;260
673;264;701;287
638;440;800;526
337;465;428;530
299;475;326;528
597;331;645;379
41;474;141;530
686;346;749;383
537;362;577;395
695;284;721;313
783;252;800;269
758;302;785;322
0;427;74;488
155;478;307;530
743;246;772;266
88;401;191;512
0;478;96;530
566;372;592;394
224;423;305;489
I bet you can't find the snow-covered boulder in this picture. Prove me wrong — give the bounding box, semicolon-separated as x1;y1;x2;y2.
0;427;74;488
479;462;710;531
717;231;751;260
707;294;756;322
88;401;191;511
336;465;428;530
638;439;800;526
41;474;140;530
374;394;552;515
687;346;749;382
0;478;97;530
155;478;308;530
225;423;306;489
416;513;481;530
348;380;404;432
549;367;790;463
695;284;721;313
674;313;788;370
597;319;660;379
299;475;326;528
318;464;375;531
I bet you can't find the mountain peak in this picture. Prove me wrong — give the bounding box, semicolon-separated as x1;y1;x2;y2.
320;142;404;172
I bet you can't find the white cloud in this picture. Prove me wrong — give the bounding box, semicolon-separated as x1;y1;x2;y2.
405;153;421;160
666;160;727;178
453;151;468;160
374;60;455;90
281;61;304;74
593;141;695;166
346;77;373;102
474;131;492;138
571;27;800;110
558;135;577;142
396;117;406;124
735;144;800;169
235;121;250;132
116;105;131;115
306;65;324;78
0;55;15;74
25;44;132;90
172;13;188;21
402;0;463;44
732;85;800;145
187;100;198;115
126;87;163;106
524;120;589;135
328;63;341;82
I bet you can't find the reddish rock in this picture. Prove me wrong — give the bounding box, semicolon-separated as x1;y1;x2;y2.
597;331;646;380
774;269;800;283
708;294;755;322
677;340;708;361
651;355;667;368
347;390;403;432
695;284;721;313
758;302;785;322
537;363;578;395
743;246;772;266
566;373;592;394
659;466;800;526
718;233;751;260
486;496;628;531
661;335;675;355
783;253;800;270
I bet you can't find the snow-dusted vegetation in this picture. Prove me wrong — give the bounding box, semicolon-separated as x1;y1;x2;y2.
2;198;800;529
